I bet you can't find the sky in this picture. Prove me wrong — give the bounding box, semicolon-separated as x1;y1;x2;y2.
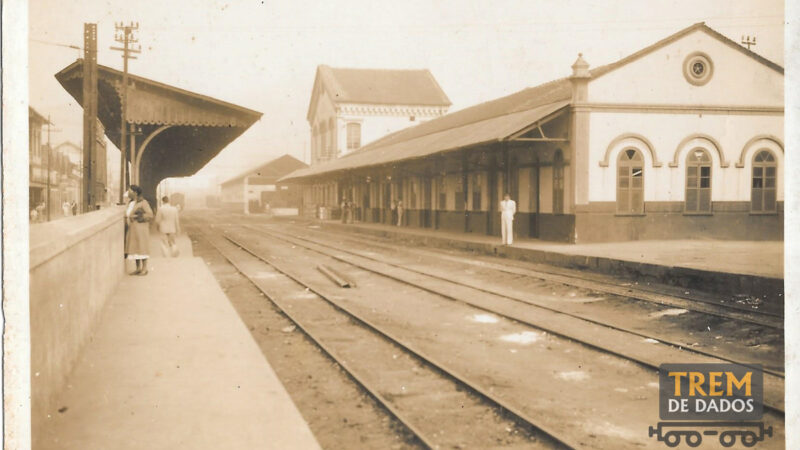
28;0;785;189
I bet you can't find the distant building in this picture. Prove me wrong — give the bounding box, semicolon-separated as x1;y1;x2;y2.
29;107;49;217
53;142;82;208
219;154;308;215
306;65;451;166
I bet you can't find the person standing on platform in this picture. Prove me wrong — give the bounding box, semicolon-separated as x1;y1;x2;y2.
71;201;77;216
155;195;181;257
36;202;46;222
125;185;154;275
396;199;404;226
390;200;397;225
341;198;349;224
62;201;72;217
500;193;516;245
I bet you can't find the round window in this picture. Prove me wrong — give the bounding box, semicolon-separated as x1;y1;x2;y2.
683;52;714;86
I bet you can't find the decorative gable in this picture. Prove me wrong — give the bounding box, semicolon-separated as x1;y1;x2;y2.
587;27;783;107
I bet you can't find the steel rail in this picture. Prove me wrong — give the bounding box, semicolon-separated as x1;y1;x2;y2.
295;223;783;326
218;227;580;449
191;225;438;450
243;224;785;415
256;223;785;377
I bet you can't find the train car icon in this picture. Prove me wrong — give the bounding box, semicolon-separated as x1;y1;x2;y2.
649;421;772;447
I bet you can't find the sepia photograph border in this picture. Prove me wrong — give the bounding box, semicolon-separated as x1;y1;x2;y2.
3;0;800;448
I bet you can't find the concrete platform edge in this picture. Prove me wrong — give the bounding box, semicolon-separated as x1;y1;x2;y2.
319;221;784;299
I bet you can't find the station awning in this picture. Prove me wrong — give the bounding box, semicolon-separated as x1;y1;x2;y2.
55;59;262;199
282;99;569;182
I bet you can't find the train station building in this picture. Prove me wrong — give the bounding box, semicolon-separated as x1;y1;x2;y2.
220;154;308;214
282;23;784;243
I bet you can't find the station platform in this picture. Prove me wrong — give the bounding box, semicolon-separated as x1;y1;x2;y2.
36;233;320;450
309;219;783;298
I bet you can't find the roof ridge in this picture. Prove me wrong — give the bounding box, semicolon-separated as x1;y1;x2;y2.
59;59;264;118
327;66;435;72
356;77;571;150
220;154;307;185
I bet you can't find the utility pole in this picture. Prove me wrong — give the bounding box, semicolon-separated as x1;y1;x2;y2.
82;23;98;213
111;22;141;202
741;35;757;50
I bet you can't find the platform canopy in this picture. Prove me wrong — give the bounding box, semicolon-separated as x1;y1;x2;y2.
55;59;262;203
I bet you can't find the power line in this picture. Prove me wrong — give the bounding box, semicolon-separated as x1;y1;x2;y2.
29;37;82;50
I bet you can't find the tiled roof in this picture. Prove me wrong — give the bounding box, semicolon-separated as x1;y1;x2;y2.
318;65;452;107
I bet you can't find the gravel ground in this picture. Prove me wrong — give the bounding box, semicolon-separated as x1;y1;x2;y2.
190;228;422;450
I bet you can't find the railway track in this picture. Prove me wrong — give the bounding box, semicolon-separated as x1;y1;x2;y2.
289;223;783;329
194;223;578;449
239;223;785;413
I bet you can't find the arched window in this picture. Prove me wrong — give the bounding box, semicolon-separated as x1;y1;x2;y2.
617;148;644;214
552;150;564;214
685;149;712;213
346;122;361;150
751;150;777;213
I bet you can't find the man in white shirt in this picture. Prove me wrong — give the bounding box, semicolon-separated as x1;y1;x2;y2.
500;193;516;245
155;196;181;256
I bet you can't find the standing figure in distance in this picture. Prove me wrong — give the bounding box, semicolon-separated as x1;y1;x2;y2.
500;193;516;245
62;201;72;217
155;195;181;257
341;198;349;224
396;199;404;226
36;202;46;222
125;185;154;275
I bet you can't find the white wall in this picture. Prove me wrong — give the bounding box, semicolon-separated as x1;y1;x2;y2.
310;89;448;163
588;28;783;107
337;106;444;156
588;111;784;203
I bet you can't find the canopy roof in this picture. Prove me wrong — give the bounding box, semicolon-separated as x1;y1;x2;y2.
55;59;262;198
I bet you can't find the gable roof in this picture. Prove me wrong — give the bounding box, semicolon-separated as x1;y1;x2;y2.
221;154;308;187
590;22;784;81
307;65;451;121
56;59;263;128
285;22;783;182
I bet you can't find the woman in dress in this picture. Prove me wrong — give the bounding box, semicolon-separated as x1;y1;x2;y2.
125;185;154;275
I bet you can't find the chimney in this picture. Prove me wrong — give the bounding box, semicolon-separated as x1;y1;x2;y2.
570;53;591;103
